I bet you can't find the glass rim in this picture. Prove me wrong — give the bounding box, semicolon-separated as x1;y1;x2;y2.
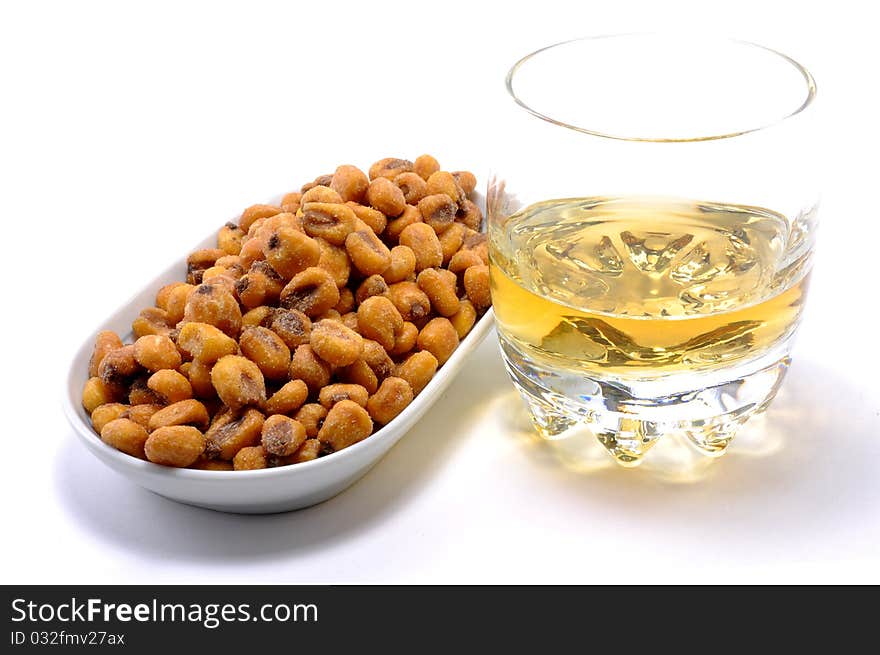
505;33;817;143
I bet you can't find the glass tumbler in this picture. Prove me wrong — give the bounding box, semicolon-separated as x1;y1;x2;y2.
487;34;818;466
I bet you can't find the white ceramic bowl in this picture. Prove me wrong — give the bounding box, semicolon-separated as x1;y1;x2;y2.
63;194;494;514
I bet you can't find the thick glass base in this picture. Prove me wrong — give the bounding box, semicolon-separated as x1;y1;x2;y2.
499;334;792;467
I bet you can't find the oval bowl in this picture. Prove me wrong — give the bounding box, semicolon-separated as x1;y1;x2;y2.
64;192;494;513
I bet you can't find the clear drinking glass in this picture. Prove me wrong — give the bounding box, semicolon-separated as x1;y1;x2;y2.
487;34;818;467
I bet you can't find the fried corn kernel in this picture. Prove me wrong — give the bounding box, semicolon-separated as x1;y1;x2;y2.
385;204;422;243
318;400;373;452
316;308;342;322
216;253;247;277
201;267;238;295
88;331;124;378
177;322;238;363
235;261;284;309
357;296;404;351
183;283;242;337
147;369;193;404
190;458;234;471
261;414;307;457
346;202;387;235
464;264;491;310
253;210;303;238
211;355;267;410
215;254;245;275
242;305;273;327
393;172;428;204
164;283;196;324
145;425;206;467
98;345;140;389
234;272;269;309
362;339;396;380
133;335;181;372
148;399;210;431
417;317;460;365
319;383;369;409
461;230;489;263
101;418;150;459
156;282;185;310
456;198;483;231
239;237;267;269
205;407;265;460
289;344;332;392
267;308;312;350
264;379;309;415
218;222;246;255
280;266;341;317
122;404;163;430
302;202;357;245
448;249;483;275
310;319;363;367
366;177;406;217
382;245;417;284
452;171;477;196
129;376;164;405
395;350;438;395
337;358;379;394
239;326;290;380
426;171;464;207
413;154;440;181
185;359;216;398
189;249;227;278
418;193;457;234
438;222;465;265
292;438;321;463
207;279;241;305
186;248;226;285
366;377;414;426
132;307;173;338
345;228;392;276
417;268;460;317
281;191;303;214
246;216;270;240
301;185;344;205
203;265;233;282
91;403;129;433
294;403;328;438
302;173;334;193
341;311;359;332
399;222;443;271
389;321;419;357
233;445;268;470
387;281;431;323
314;237;351;288
251;259;285;297
334;287;355;314
349;214;376;237
449;299;477;339
262;225;321;280
250;211;301;243
369;157;414;181
239;204;282;232
330;165;370;203
355;274;390;305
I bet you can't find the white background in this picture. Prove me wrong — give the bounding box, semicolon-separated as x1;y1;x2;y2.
1;0;877;584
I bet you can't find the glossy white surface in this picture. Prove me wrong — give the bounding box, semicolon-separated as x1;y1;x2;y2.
3;0;878;583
